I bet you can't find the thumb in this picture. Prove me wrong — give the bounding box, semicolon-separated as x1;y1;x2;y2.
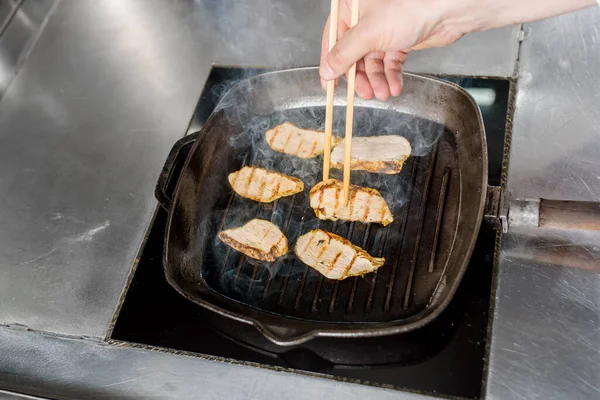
320;18;376;81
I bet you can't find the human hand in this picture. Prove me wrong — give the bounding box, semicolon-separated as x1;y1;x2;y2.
320;0;597;101
320;0;467;101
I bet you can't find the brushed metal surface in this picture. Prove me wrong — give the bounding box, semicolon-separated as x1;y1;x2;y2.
0;327;430;400
207;0;327;68
0;0;213;337
506;7;600;201
0;0;56;100
0;389;48;400
405;26;521;77
488;8;600;400
2;0;596;398
0;1;22;34
488;228;600;400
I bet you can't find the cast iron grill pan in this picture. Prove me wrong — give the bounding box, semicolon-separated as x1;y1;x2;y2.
158;68;487;345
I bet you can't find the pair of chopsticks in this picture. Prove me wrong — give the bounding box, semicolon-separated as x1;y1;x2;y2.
323;0;359;206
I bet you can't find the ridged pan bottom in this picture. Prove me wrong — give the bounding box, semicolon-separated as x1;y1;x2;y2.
201;106;460;324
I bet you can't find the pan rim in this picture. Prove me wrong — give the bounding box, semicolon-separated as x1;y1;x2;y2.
162;66;488;346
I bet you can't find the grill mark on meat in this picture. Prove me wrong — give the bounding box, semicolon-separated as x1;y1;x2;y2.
334;186;340;212
362;192;372;221
271;177;282;200
281;128;293;153
349;186;358;218
245;167;256;197
302;234;316;253
317;243;328;262
343;253;358;276
317;186;325;213
379;201;388;222
308;140;319;158
267;127;279;147
257;171;268;201
294;136;304;156
328;251;343;272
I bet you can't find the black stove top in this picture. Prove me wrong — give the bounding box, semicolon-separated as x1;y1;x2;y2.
111;67;509;399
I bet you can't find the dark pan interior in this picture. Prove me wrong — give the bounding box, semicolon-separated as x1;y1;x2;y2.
164;68;486;344
200;106;459;323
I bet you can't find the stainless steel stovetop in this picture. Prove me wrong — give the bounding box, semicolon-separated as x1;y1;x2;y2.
111;67;510;399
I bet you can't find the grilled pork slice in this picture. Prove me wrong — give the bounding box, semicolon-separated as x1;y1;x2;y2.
228;166;304;203
218;219;288;262
265;122;342;158
295;229;385;280
331;135;412;174
310;179;393;226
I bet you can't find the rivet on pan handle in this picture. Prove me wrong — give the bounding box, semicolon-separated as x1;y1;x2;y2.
155;131;201;210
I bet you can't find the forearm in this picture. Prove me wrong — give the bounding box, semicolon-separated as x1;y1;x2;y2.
437;0;597;34
320;0;598;98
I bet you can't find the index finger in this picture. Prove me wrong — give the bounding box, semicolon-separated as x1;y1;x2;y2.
320;13;349;88
320;16;332;89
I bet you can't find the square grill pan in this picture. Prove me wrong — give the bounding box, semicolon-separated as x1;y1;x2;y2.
157;67;487;345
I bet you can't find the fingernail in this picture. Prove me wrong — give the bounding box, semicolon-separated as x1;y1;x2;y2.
320;61;335;80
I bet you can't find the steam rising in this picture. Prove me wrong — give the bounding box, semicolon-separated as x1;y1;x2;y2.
193;0;326;67
200;71;446;308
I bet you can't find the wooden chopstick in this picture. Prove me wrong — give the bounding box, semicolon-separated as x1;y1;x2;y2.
322;0;339;181
342;0;359;205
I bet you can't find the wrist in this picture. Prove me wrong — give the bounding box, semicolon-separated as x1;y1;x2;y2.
426;0;486;34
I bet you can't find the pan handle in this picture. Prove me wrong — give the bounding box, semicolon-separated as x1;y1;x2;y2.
507;196;600;231
538;199;600;231
155;131;201;210
485;187;600;232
